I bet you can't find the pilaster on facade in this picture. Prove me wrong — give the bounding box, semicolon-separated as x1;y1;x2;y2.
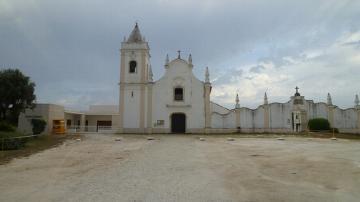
146;83;153;134
263;104;270;132
80;114;86;132
235;108;241;130
327;105;335;128
357;109;360;133
204;83;212;130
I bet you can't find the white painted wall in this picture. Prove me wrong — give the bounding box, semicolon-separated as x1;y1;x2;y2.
254;107;265;128
224;111;236;128
151;58;205;131
18;104;65;134
211;102;231;114
240;108;254;128
269;103;291;129
308;102;328;119
333;108;358;129
123;86;141;128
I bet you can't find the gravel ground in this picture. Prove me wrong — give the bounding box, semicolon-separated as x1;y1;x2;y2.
0;134;360;202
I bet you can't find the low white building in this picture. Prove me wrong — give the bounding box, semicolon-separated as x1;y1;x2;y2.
18;24;360;134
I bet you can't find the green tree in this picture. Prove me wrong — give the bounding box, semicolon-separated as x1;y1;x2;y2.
0;69;36;125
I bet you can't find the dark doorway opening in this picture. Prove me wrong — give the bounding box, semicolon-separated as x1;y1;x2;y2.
171;113;186;133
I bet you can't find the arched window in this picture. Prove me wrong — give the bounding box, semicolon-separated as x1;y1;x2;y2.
129;61;137;73
174;87;184;101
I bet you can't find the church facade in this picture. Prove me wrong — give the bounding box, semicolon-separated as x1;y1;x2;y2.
118;24;360;134
18;24;360;134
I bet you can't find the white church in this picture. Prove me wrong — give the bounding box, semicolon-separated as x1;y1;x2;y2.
18;24;360;134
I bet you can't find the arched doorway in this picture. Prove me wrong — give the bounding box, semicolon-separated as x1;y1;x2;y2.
171;113;186;133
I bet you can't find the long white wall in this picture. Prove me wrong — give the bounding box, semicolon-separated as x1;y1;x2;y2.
210;99;359;133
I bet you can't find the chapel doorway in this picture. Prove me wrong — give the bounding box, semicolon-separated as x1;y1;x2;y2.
171;113;186;133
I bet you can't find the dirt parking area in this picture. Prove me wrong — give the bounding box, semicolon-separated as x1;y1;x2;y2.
0;134;359;202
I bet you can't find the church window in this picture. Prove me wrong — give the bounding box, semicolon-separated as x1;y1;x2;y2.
131;91;134;97
129;61;137;73
174;87;184;101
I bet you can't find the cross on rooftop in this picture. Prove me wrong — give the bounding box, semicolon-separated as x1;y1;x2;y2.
295;86;299;93
177;50;181;59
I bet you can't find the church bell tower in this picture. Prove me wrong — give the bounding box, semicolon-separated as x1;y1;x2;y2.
118;23;151;133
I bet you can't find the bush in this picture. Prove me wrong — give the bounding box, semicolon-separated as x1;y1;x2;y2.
31;119;46;135
0;121;16;132
308;118;330;131
0;131;28;150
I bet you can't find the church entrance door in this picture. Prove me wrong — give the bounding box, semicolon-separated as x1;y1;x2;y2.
171;113;186;133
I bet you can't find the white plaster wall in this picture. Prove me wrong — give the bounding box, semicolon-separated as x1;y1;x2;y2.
123;86;141;128
18;104;65;134
211;113;224;128
111;115;120;128
253;107;264;128
309;102;328;119
151;58;205;131
224;111;236;128
18;105;49;134
333;108;345;128
210;102;234;129
344;109;358;129
211;102;231;114
121;43;150;84
305;100;314;119
48;105;65;132
333;108;357;129
120;40;150;130
269;103;291;129
240;108;253;128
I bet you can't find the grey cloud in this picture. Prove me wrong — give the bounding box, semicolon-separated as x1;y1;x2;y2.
342;40;360;48
249;65;265;73
213;68;243;85
1;0;360;109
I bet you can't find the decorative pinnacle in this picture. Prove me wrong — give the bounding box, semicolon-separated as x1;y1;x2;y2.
235;94;240;109
327;93;332;105
355;94;359;106
188;54;192;64
165;54;169;67
177;50;181;59
205;66;210;83
264;92;268;105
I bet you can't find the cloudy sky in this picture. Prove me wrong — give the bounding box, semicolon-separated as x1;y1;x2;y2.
1;0;359;110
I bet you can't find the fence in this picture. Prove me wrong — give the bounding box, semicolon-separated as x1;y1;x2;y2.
0;134;38;151
65;125;120;134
